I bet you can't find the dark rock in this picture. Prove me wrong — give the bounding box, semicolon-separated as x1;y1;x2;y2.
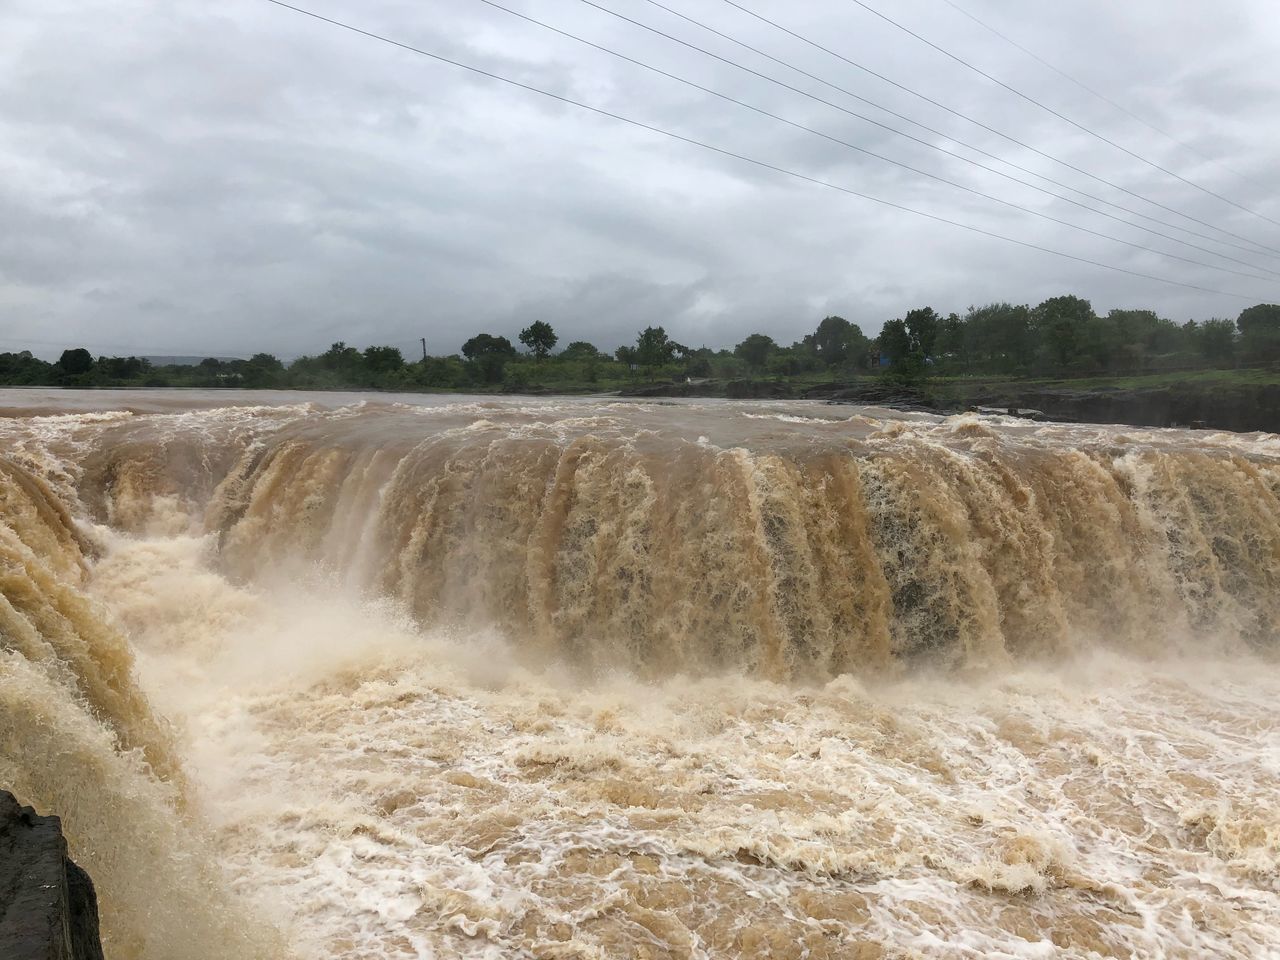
618;376;1280;433
807;378;1280;433
0;791;105;960
801;381;965;414
723;379;793;399
620;379;794;399
969;383;1280;432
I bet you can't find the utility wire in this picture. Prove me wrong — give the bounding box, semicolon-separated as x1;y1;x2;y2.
626;0;1280;275
255;0;1258;301
844;0;1280;229
715;0;1280;259
936;0;1269;193
476;0;1280;287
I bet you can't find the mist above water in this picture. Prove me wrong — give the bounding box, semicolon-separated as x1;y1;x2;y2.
2;393;1278;958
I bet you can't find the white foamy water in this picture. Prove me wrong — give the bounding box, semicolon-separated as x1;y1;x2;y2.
2;391;1279;958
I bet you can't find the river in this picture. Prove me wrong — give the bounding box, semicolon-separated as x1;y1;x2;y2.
2;390;1278;958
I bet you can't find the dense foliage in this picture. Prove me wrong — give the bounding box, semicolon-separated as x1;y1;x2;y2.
3;298;1276;392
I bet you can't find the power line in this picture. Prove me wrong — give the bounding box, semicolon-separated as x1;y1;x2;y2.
844;0;1280;229
936;0;1269;194
623;0;1280;275
254;0;1261;301
475;0;1280;288
714;0;1280;259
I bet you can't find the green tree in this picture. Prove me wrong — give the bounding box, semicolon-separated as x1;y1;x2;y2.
683;347;714;378
561;340;602;360
502;360;532;392
243;353;284;388
414;355;469;388
634;326;677;378
1238;303;1280;360
964;302;1032;372
320;342;362;375
1195;318;1236;364
97;356;148;380
1237;303;1280;335
461;334;517;384
734;333;776;372
1031;295;1095;369
903;307;941;357
196;357;231;386
1108;309;1184;362
808;316;851;366
518;321;558;361
249;353;283;372
0;351;52;385
935;312;965;364
57;348;93;376
363;346;405;375
766;345;810;377
803;316;872;371
1080;315;1120;369
877;319;913;364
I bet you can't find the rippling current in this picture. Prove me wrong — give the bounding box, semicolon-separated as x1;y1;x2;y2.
2;388;1279;959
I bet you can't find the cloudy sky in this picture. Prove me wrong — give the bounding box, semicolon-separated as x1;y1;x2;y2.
3;0;1279;359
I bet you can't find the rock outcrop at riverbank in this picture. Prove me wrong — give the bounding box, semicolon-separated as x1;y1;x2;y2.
620;378;1280;432
0;791;104;960
966;381;1280;433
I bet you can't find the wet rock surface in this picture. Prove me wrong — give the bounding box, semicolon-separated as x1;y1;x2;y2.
0;791;104;960
623;377;1280;432
970;382;1280;431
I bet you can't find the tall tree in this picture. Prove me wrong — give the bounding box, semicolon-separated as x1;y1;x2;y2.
1236;303;1280;334
734;333;776;371
804;315;871;370
243;353;284;388
561;340;601;360
964;302;1032;371
1195;318;1237;363
461;334;517;383
634;326;677;376
518;321;558;361
936;312;965;362
363;346;405;374
878;319;912;364
57;348;93;376
1238;303;1280;360
1031;295;1095;368
320;342;362;372
248;353;284;372
903;307;940;357
809;316;851;366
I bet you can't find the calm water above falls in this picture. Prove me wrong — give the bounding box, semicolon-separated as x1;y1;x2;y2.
2;390;1279;959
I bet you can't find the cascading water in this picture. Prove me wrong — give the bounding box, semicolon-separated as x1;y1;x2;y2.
2;390;1279;959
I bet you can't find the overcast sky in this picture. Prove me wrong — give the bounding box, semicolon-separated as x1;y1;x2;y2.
4;0;1279;359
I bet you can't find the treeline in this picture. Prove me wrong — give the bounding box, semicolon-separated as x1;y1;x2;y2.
875;296;1272;378
3;298;1278;392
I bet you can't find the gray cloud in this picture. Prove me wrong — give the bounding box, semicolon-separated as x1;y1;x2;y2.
2;0;1277;359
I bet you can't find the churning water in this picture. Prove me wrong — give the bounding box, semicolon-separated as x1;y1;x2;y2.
2;390;1279;959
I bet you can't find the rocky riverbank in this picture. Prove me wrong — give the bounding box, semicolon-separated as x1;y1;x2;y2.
960;381;1280;432
620;377;1280;432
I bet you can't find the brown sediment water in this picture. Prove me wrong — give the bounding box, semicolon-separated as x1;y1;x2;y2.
1;388;1278;958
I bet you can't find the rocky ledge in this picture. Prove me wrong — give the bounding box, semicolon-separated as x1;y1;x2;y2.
0;791;104;960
